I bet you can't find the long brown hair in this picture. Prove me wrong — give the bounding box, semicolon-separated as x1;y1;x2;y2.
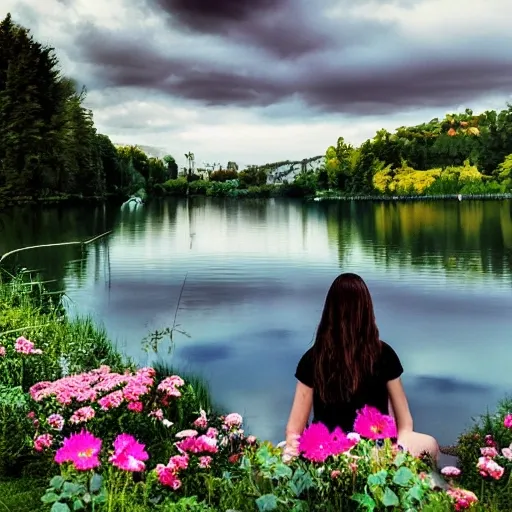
312;273;382;403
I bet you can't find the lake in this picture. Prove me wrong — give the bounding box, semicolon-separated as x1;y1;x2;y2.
1;198;511;446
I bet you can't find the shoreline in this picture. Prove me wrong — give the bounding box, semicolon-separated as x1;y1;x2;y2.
1;191;511;211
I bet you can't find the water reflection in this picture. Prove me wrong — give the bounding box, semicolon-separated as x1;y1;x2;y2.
1;198;511;445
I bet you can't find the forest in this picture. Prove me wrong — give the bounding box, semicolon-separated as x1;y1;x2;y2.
0;14;178;207
1;13;511;205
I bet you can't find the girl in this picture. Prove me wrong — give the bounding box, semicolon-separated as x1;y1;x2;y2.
285;273;439;461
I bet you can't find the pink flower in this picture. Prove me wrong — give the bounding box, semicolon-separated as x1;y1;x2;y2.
34;434;53;452
98;390;124;410
0;346;5;357
206;427;218;438
246;435;257;445
55;431;102;471
70;406;96;424
149;409;164;421
168;454;189;471
447;488;478;510
331;470;341;479
485;434;497;447
14;336;41;355
156;464;182;489
198;456;212;468
157;375;185;398
480;446;498;458
477;456;504;480
175;429;198;439
47;414;65;431
193;410;208;429
298;423;335;462
353;405;397;440
109;434;149;472
441;466;461;477
224;413;243;428
504;414;512;429
127;401;144;413
175;434;218;454
502;447;512;460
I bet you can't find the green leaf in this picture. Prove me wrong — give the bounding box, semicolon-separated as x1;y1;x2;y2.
382;487;399;507
392;466;414;486
41;492;60;504
351;493;376;511
50;503;71;512
393;451;407;467
255;494;278;511
240;456;251;471
89;473;103;493
73;499;84;510
62;482;81;495
406;484;424;502
367;470;388;487
49;476;65;490
288;468;314;497
273;462;293;479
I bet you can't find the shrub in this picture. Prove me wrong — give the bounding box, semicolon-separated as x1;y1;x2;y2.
209;169;238;182
456;397;512;510
188;180;211;195
162;179;188;195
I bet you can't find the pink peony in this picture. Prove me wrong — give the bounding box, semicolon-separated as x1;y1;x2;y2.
246;435;257;445
175;429;198;439
198;456;212;469
168;454;189;471
298;423;335;462
0;346;5;357
175;434;218;454
447;488;478;510
70;406;96;424
193;410;208;429
480;446;498;458
502;447;512;460
504;414;512;429
441;466;461;477
34;434;53;452
224;413;243;428
353;405;397;440
109;434;148;472
55;431;102;471
206;427;218;438
477;456;504;480
330;470;341;479
156;464;182;489
47;414;65;431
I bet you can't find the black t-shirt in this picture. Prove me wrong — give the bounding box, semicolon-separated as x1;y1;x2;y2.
294;341;403;433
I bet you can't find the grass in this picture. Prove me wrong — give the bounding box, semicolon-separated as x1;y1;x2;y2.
0;477;46;511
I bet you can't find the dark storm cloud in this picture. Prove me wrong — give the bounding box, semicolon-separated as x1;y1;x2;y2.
69;0;512;115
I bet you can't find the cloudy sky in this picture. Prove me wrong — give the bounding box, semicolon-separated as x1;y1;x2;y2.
3;0;512;168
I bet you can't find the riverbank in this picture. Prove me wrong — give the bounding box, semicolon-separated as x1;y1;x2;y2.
0;269;510;510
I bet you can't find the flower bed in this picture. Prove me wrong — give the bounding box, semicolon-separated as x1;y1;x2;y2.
2;334;511;510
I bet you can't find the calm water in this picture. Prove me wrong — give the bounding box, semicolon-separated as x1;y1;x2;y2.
1;198;511;446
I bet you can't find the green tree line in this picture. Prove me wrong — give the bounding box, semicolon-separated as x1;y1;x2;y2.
320;109;512;196
0;14;178;205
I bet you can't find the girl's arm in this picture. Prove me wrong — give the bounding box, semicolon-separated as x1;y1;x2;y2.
387;377;413;434
284;382;313;457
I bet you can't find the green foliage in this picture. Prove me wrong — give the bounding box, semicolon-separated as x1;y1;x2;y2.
456;397;512;511
210;169;239;182
0;14;171;205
